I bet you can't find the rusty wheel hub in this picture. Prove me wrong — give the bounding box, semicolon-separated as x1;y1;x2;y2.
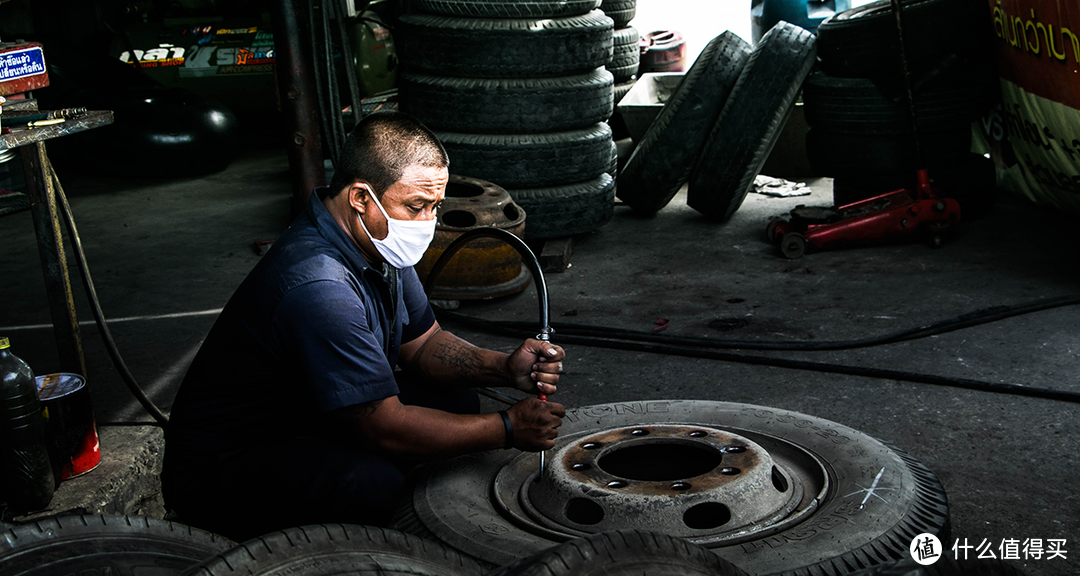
493;425;819;545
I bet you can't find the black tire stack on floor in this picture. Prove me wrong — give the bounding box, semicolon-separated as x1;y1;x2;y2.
396;0;617;241
604;0;639;107
806;0;999;215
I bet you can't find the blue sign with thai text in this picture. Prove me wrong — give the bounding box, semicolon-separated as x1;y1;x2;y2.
0;47;47;82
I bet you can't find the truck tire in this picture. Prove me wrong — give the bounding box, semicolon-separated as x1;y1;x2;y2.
391;400;949;575
616;32;750;215
806;126;972;177
0;515;233;576
509;173;615;240
397;11;613;78
399;69;614;133
687;22;816;222
815;0;987;78
607;26;640;81
803;64;995;134
599;0;636;27
488;530;748;576
437;124;614;188
181;524;486;576
414;0;600;18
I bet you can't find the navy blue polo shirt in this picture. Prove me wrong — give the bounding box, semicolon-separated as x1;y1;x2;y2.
167;188;436;453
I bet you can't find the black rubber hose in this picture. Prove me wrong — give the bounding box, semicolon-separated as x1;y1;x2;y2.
436;308;1080;404
435;294;1080;352
424;228;551;404
48;159;170;426
425;228;550;336
421;233;1078;404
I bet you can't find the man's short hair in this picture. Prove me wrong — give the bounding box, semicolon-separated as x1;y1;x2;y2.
327;111;449;198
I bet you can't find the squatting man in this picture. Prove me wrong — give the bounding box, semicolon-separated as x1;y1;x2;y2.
162;112;566;540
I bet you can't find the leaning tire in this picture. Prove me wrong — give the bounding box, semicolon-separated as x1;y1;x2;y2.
600;0;636;27
180;524;486;576
806;126;972;177
815;0;987;78
616;31;750;215
397;11;613;78
488;530;749;576
414;0;600;18
392;400;950;575
508;173;615;240
399;69;614;134
0;514;234;576
437;124;614;188
687;22;816;222
607;26;641;81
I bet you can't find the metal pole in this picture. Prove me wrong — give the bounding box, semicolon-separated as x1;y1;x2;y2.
890;0;923;168
271;0;326;214
22;141;87;377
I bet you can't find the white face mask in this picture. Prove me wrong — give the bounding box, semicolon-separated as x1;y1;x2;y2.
355;186;437;269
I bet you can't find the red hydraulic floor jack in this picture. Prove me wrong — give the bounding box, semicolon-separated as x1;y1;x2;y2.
767;169;961;258
766;0;962;259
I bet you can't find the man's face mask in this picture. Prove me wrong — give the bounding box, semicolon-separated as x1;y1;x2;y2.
355;185;437;269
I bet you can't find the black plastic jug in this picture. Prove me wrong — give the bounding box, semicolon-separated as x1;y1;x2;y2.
0;337;56;513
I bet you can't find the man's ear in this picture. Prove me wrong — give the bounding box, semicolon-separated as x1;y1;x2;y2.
349;183;372;213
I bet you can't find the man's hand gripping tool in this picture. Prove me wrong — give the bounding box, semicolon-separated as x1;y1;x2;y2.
536;327;553;480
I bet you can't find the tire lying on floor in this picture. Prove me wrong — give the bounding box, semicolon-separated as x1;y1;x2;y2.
179;524;487;576
488;530;749;576
687;22;816;222
414;0;600;18
396;10;613;78
391;400;950;575
0;514;234;576
436;123;614;188
616;31;751;215
398;69;614;133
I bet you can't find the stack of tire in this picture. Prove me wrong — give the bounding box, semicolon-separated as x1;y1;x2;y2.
805;0;999;216
603;0;640;108
395;0;617;241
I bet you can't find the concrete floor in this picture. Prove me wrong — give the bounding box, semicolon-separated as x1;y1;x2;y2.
1;132;1077;575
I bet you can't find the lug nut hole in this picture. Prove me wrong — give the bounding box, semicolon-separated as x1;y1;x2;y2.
571;463;591;471
565;498;605;525
671;481;691;491
683;502;731;530
606;480;628;489
582;442;602;450
687;430;708;438
772;466;789;492
630;429;650;436
720;467;741;476
725;445;747;453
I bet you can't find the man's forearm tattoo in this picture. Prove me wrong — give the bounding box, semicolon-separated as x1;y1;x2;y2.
358;398;385;416
432;339;484;377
